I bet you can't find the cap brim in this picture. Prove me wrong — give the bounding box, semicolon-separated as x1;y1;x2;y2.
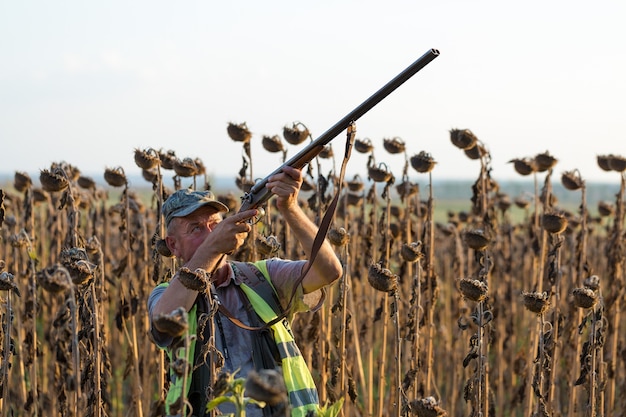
168;200;229;225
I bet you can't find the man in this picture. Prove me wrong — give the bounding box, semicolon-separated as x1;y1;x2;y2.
148;166;343;417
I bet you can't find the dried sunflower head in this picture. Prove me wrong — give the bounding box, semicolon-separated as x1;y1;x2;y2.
390;205;404;219
368;262;398;293
368;163;393;183
103;167;127;187
177;267;210;292
410;151;437;173
153;307;189;337
534;151;558;172
262;135;284;153
236;177;255;193
346;174;365;192
409;396;448;417
608;154;626;172
401;241;423;263
155;238;173;258
522;291;550;315
173;158;198;177
40;168;69;192
14;171;32;192
159;149;177;170
0;271;20;297
282;123;309;145
354;138;373;153
328;227;350;247
509;158;536;176
389;222;401;238
170;357;190;379
67;259;95;286
345;192;363;207
77;175;96;190
561;170;584;191
60;247;96;286
300;177;315;192
36;264;72;293
542;212;568;234
256;235;281;256
245;369;288;406
496;193;511;212
597;200;614;217
449;128;478;150
514;195;531;209
596;154;613;171
134;148;160;170
141;168;158;183
458;278;488;302
227;121;252;143
462;228;490;251
318;145;333;159
396;180;419;199
32;188;50;204
383;137;405;154
194;158;206;176
572;287;598;309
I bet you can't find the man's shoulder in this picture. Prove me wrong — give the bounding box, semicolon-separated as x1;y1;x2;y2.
149;281;169;296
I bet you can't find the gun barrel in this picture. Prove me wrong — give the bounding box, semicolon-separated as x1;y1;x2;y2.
240;48;440;211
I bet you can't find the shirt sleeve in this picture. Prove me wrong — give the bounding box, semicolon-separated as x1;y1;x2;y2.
265;258;325;314
147;284;175;348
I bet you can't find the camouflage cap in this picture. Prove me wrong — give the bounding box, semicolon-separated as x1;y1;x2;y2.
163;189;229;227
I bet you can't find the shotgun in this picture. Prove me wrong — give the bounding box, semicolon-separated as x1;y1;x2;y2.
239;48;440;212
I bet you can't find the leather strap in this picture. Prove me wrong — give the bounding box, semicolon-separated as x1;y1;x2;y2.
217;122;355;331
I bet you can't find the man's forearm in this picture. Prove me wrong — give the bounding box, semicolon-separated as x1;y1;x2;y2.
282;205;342;290
152;275;199;319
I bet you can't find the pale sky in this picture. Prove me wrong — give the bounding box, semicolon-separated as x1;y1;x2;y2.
1;1;625;186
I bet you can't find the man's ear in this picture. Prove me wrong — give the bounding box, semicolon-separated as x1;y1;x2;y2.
165;236;179;258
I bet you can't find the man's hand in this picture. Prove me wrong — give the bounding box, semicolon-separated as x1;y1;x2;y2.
201;209;258;256
265;165;342;293
266;166;303;211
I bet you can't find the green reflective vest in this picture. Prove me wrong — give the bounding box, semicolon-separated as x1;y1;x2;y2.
159;260;319;417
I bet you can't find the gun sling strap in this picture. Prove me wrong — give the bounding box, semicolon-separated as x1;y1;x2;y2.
216;122;355;332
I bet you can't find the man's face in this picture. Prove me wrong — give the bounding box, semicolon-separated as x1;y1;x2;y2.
165;206;223;262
